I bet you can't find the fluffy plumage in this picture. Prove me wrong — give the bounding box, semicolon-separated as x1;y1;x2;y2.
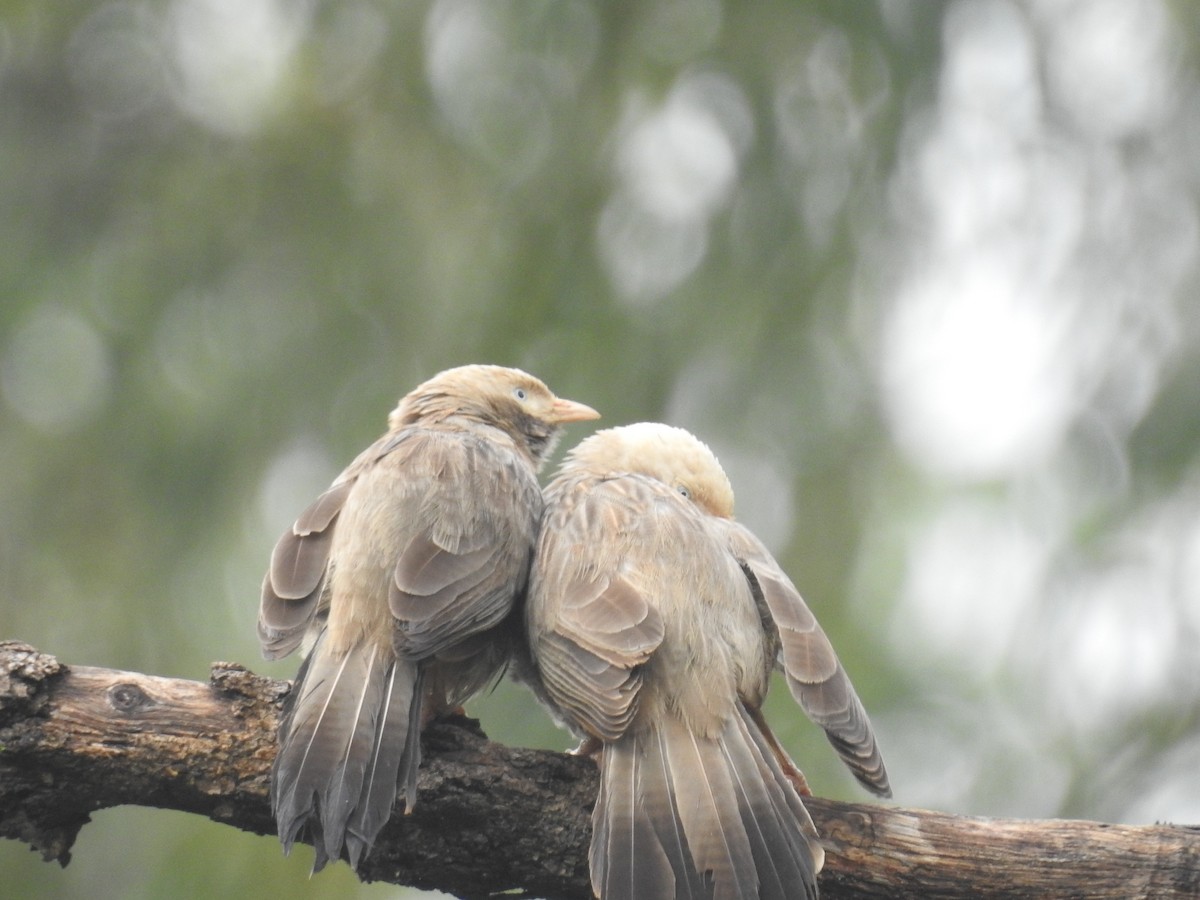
260;364;598;871
526;423;889;899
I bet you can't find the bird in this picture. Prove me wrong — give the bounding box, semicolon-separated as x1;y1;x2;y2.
524;423;890;900
257;364;599;872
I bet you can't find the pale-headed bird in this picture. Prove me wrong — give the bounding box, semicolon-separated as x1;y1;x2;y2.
525;423;889;899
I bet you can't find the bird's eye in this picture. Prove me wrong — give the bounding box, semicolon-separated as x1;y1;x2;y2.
676;484;691;500
513;388;528;402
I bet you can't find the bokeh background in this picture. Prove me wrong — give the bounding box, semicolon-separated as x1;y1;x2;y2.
3;0;1200;897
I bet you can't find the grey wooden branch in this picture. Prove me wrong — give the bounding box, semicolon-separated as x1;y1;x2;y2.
1;640;1197;899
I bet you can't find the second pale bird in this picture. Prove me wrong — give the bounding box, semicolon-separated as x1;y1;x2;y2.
258;365;598;871
525;423;890;900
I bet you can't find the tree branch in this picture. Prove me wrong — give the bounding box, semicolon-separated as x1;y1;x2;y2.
1;640;1196;899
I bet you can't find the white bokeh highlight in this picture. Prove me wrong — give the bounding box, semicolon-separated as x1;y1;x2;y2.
874;0;1189;481
167;0;311;135
598;71;753;303
2;307;112;434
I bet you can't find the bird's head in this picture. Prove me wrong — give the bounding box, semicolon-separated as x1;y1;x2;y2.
564;422;735;518
390;365;599;468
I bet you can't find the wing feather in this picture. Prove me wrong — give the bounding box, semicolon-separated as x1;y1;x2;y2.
377;432;542;663
258;480;356;659
529;476;671;741
722;521;891;797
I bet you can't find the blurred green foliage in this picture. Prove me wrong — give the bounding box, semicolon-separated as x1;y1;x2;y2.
2;1;1199;897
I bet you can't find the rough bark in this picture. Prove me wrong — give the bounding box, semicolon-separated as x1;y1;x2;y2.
1;641;1197;899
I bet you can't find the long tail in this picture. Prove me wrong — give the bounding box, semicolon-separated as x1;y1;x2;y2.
591;705;823;900
271;632;420;871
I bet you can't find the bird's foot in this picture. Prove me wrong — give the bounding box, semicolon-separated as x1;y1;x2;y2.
569;736;603;758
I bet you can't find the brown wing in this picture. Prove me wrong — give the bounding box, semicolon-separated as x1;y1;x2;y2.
387;432;543;663
258;432;412;660
259;480;353;659
529;476;667;742
723;520;892;797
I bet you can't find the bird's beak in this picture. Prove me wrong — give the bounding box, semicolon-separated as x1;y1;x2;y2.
549;398;601;424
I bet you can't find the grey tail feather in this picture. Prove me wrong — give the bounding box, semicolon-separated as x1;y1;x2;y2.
344;661;421;868
397;665;426;811
592;712;821;900
271;632;420;872
727;705;822;899
592;732;683;900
